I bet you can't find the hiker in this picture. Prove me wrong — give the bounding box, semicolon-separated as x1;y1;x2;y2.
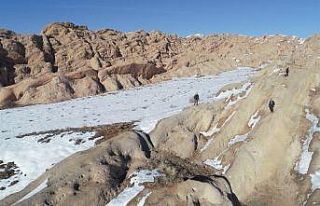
284;67;289;77
194;93;199;106
268;99;275;112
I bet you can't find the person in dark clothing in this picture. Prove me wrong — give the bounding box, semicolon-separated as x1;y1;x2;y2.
269;99;275;112
194;93;199;106
284;67;289;77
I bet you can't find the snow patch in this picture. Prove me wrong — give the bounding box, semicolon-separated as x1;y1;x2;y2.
310;170;320;191
0;131;96;200
258;63;268;69
273;68;281;74
186;33;204;38
226;83;253;108
137;192;152;206
295;109;320;175
204;155;229;174
229;110;260;146
200;111;236;152
214;82;252;102
13;179;48;205
106;170;162;206
248;111;261;129
228;133;249;146
205;110;261;171
201;111;236;137
200;138;214;153
298;38;305;44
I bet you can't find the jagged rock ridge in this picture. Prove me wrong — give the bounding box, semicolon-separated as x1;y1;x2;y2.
1;22;315;108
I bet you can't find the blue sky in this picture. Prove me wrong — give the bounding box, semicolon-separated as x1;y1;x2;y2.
1;0;319;37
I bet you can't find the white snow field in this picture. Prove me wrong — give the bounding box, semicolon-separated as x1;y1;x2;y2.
0;67;255;201
0;131;96;200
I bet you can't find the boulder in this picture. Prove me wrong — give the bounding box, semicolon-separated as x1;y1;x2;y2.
0;88;16;108
16;76;74;105
72;76;104;97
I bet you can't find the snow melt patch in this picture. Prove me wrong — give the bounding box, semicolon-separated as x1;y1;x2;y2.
229;110;260;146
200;82;255;151
248;111;261;129
201;111;236;137
213;82;253;109
200;138;214;153
13;179;48;205
106;170;162;206
205;110;261;171
258;63;268;69
137;192;152;206
204;157;223;170
186;33;204;38
226;83;253;108
295;109;320;175
200;111;236;152
0;131;96;200
204;156;229;174
310;170;320;191
228;133;249;146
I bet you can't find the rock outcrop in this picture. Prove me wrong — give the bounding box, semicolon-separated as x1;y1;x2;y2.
1;129;239;206
0;22;312;108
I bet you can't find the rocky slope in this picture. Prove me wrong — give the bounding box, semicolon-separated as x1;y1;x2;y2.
0;22;310;108
2;62;320;205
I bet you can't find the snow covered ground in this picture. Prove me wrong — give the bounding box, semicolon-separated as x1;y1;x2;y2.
106;169;162;206
1;67;255;138
311;170;320;191
0;131;96;200
0;67;255;201
137;192;152;206
204;155;230;174
12;178;48;205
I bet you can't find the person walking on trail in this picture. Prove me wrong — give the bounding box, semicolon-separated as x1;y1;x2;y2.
284;67;289;77
268;99;275;112
194;93;199;106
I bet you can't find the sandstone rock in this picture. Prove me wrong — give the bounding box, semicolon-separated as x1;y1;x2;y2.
14;64;31;82
16;76;74;105
150;104;215;158
0;88;16;108
175;179;233;205
100;75;121;92
90;55;102;70
72;76;104;97
115;74;140;89
108;62;166;80
1;39;26;64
